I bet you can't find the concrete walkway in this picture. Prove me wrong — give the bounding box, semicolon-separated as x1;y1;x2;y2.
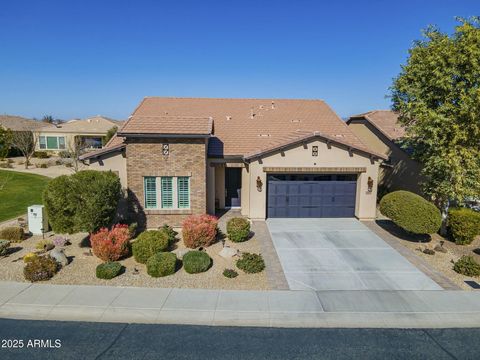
267;218;441;291
1;281;480;328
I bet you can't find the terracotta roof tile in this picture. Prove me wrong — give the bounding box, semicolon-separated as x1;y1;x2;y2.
39;115;122;134
120;97;379;158
349;110;405;141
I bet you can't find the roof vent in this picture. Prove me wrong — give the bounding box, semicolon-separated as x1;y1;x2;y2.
291;119;301;123
334;134;344;138
258;134;270;137
250;107;255;119
271;101;275;109
226;116;232;120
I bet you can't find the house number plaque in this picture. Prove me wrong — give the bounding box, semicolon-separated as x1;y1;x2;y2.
162;144;169;156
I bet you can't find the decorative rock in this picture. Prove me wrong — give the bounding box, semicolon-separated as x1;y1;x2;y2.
434;244;447;253
219;246;238;259
174;248;190;260
423;248;435;255
50;248;68;266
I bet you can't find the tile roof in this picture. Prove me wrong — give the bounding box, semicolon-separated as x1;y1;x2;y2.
38;115;123;134
348;110;406;141
119;97;382;159
0;115;49;131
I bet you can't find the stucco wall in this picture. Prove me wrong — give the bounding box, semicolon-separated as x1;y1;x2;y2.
348;121;423;195
87;150;127;188
246;139;380;220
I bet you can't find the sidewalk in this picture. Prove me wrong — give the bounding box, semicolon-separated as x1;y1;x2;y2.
1;281;480;328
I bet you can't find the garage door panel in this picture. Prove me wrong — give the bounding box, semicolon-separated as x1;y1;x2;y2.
268;177;357;218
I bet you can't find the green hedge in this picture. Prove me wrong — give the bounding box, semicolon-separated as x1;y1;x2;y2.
146;252;177;277
379;191;442;234
96;262;123;280
43;170;121;234
132;230;170;264
453;256;480;277
182;251;211;274
448;208;480;245
227;218;251;242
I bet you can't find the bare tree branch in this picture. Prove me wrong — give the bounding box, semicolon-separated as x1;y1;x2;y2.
11;131;37;169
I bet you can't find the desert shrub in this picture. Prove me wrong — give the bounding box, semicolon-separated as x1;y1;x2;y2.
58;150;71;158
0;226;24;242
182;214;218;248
448;208;480;245
36;163;48;169
161;224;178;245
90;224;131;262
236;253;265;274
43;170;121;233
0;240;10;256
55;159;62;166
64;162;72;168
453;256;480;277
379;191;442;234
226;217;251;242
182;251;211;274
23;252;38;263
96;262;123;280
223;268;238;278
53;236;67;247
0;162;12;168
132;230;170;264
146;252;177;277
35;239;53;250
33;151;49;159
128;222;138;238
23;255;59;282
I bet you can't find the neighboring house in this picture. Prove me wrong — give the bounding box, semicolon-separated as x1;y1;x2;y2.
81;97;386;228
35;115;123;152
347;110;423;195
0;115;46;132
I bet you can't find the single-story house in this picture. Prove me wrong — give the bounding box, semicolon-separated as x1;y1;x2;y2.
346;110;423;195
35;115;122;152
81;97;387;228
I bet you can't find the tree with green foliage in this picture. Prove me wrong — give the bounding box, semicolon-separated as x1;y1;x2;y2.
103;126;118;146
390;17;480;227
42;115;54;123
0;127;13;160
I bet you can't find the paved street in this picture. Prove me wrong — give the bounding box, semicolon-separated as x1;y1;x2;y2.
0;319;479;359
267;218;441;290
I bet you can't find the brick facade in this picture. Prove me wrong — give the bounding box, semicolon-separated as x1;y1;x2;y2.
126;137;207;228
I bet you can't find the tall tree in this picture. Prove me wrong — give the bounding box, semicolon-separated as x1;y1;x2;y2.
391;17;480;222
11;131;38;169
42;115;54;123
0;127;13;160
103;126;118;146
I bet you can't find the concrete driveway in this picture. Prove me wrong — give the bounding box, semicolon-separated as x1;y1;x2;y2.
266;218;442;291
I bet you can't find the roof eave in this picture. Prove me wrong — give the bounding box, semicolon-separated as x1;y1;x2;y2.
118;132;211;138
79;144;126;160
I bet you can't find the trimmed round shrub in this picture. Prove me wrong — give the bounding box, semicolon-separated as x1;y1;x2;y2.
182;214;218;249
227;217;251;243
43;170;121;234
146;252;177;277
223;268;238;278
96;262;123;280
453;256;480;277
23;255;59;282
161;224;178;245
90;224;131;262
236;253;265;274
448;208;480;245
132;230;170;264
379;191;442;234
0;240;10;256
0;226;24;242
183;251;211;274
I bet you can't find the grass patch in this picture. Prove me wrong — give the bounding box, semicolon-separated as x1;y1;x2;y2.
0;170;50;222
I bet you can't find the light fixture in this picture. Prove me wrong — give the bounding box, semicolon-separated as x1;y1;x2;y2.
367;176;374;193
256;176;263;192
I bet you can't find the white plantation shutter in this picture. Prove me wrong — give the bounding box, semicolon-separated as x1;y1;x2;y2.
161;177;173;208
144;177;157;209
177;177;190;208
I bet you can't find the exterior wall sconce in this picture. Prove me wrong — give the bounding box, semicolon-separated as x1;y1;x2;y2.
256;176;263;192
367;176;374;193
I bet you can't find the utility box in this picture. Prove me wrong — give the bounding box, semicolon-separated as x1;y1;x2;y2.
28;205;48;235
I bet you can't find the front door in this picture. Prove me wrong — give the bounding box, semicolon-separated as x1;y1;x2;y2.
225;167;242;207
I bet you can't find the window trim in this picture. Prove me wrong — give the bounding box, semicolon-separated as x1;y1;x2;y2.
143;176;191;210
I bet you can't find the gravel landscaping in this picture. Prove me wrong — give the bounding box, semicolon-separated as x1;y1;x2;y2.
0;228;269;290
378;221;480;291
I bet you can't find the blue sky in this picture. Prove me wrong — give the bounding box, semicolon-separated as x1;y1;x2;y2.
0;0;477;120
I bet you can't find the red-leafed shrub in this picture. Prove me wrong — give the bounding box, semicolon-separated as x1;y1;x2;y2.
182;214;218;248
90;224;131;261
